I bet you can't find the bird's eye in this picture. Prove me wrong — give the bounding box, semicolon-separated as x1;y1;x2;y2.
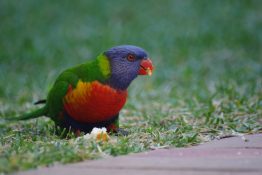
127;54;136;62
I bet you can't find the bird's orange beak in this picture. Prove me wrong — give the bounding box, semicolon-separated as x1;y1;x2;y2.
138;58;154;76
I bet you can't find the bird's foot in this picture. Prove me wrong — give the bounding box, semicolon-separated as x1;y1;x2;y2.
106;124;128;136
115;128;129;136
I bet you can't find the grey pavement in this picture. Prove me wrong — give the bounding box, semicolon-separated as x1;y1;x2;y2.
18;134;262;175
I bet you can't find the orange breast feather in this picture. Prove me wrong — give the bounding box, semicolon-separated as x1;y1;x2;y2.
63;80;127;123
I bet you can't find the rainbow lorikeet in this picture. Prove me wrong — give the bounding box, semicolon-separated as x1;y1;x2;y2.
13;45;154;134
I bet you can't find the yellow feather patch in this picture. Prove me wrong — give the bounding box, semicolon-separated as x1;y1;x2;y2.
64;80;92;104
97;54;110;77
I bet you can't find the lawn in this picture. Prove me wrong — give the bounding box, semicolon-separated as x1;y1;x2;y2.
0;0;261;174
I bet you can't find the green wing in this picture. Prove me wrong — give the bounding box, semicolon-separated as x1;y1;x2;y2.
46;71;78;121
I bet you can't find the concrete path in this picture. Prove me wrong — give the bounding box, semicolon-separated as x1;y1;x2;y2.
18;134;262;175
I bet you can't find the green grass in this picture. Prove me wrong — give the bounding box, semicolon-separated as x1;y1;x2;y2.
0;0;262;174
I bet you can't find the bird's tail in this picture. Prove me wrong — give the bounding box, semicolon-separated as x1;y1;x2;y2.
7;106;47;121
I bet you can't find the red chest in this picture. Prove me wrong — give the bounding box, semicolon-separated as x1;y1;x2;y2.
63;81;127;123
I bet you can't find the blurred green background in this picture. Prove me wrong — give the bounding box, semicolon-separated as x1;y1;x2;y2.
0;0;261;173
0;0;261;105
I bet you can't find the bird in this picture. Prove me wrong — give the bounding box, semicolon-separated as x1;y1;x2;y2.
10;45;154;135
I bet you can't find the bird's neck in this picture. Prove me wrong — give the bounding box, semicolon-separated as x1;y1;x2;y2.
97;54;137;90
106;74;137;91
97;54;111;78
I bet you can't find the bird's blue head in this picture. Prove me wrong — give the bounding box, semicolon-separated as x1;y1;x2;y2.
104;45;154;90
